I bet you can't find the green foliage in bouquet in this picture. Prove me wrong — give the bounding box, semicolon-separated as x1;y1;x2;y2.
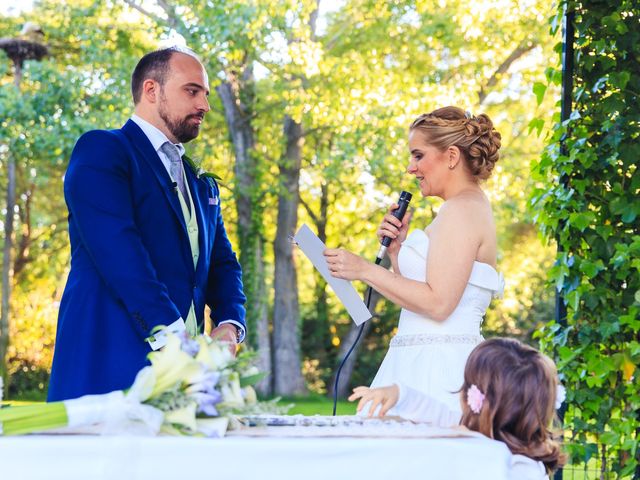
531;1;640;476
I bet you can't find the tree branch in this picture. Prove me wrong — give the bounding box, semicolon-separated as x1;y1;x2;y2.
478;40;537;105
121;0;168;27
154;0;181;30
299;195;319;226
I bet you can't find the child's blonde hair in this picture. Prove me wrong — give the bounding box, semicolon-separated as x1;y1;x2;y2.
459;338;566;473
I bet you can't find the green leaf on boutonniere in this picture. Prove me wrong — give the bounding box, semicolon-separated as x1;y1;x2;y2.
182;154;222;182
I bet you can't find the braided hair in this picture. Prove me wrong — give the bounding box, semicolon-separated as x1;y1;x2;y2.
410;106;501;180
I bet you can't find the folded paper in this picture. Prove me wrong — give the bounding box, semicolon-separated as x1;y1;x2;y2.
294;224;372;326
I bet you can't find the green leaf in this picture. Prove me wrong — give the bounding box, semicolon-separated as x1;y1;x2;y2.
598;321;620;339
533;82;547;106
528;118;545;137
569;211;594;231
239;372;268;387
579;259;605;279
621;209;637;224
600;431;621;445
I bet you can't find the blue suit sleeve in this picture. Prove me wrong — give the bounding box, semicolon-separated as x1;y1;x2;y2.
205;185;246;329
64;130;181;338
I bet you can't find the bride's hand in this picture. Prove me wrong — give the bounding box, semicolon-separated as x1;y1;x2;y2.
323;248;369;281
376;204;413;257
348;385;400;417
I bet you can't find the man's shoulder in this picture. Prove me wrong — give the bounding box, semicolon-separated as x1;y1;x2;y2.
76;127;124;145
70;127;131;165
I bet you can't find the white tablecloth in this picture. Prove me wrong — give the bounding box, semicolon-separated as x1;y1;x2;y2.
0;432;511;480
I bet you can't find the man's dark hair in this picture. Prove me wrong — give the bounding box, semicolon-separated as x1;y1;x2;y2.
131;46;200;104
131;48;176;104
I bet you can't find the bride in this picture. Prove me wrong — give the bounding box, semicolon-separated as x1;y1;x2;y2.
324;106;504;415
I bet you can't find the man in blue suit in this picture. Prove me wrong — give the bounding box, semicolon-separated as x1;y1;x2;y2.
48;47;246;401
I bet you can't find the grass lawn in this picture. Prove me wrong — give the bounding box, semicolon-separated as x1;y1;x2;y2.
4;395;357;416
275;395;357;416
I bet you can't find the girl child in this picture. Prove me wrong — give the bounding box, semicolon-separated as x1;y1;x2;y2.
349;337;566;479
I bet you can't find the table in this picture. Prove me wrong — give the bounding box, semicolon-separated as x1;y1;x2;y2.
0;430;512;479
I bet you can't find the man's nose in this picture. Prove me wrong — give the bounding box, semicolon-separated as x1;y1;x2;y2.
198;94;210;113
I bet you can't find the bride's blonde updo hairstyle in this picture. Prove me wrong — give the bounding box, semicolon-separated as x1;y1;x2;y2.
410;106;502;180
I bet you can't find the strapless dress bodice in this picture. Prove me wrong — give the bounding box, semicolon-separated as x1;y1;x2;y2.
395;229;504;336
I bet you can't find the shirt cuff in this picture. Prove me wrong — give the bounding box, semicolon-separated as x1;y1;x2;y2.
146;318;186;350
218;320;246;343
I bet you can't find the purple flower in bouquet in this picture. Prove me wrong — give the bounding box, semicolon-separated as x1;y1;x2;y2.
193;391;223;416
177;331;200;356
185;370;222;416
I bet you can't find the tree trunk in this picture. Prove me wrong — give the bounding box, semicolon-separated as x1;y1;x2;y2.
216;72;271;396
13;183;33;279
328;257;390;399
301;182;330;368
1;151;16;387
272;115;306;396
314;182;329;321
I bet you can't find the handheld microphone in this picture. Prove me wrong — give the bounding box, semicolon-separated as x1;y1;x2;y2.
376;191;412;262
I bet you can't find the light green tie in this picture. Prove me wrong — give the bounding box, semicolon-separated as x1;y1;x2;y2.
172;157;200;337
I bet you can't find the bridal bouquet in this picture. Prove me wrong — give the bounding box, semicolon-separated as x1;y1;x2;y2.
0;333;274;437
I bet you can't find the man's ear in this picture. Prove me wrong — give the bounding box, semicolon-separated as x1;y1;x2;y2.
141;79;159;104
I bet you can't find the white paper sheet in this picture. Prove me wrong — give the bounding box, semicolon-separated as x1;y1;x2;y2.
293;224;372;325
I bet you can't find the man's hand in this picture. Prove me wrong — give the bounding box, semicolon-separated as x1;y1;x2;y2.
210;323;238;356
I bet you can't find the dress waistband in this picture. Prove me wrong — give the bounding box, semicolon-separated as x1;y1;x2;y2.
389;333;484;348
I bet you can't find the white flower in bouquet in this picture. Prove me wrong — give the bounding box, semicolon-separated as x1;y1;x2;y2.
219;371;245;408
243;385;257;405
146;335;202;397
195;336;233;371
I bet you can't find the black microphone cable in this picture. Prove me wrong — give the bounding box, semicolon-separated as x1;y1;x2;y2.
331;191;411;416
332;257;381;416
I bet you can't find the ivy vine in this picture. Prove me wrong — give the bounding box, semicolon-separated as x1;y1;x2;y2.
531;1;640;477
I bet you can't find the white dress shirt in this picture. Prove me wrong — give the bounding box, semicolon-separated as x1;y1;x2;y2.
130;115;245;345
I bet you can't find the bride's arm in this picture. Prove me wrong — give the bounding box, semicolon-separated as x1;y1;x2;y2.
325;198;483;321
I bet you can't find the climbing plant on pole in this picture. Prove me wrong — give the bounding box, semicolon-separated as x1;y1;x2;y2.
532;1;640;477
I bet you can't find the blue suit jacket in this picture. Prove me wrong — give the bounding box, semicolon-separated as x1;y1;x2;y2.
48;120;246;401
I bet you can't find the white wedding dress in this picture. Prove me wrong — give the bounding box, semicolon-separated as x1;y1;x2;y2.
369;229;504;415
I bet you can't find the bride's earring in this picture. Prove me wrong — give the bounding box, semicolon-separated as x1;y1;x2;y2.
448;163;455;170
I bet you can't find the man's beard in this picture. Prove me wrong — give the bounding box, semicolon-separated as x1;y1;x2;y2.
158;97;202;143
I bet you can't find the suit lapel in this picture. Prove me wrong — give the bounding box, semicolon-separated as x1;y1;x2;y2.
121;120;188;237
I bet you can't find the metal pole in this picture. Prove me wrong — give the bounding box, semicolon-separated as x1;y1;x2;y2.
554;4;574;480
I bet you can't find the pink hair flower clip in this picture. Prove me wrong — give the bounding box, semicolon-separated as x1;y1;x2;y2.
467;384;485;414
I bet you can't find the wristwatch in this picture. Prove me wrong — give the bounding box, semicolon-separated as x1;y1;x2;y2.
230;324;241;343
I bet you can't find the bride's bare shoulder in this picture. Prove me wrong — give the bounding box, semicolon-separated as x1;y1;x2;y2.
438;191;491;221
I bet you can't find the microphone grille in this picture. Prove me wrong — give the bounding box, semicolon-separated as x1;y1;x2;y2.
399;191;412;202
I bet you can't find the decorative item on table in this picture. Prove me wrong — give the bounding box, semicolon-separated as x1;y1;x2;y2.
0;332;280;437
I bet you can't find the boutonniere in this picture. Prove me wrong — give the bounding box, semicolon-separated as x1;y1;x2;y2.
182;154;222;183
